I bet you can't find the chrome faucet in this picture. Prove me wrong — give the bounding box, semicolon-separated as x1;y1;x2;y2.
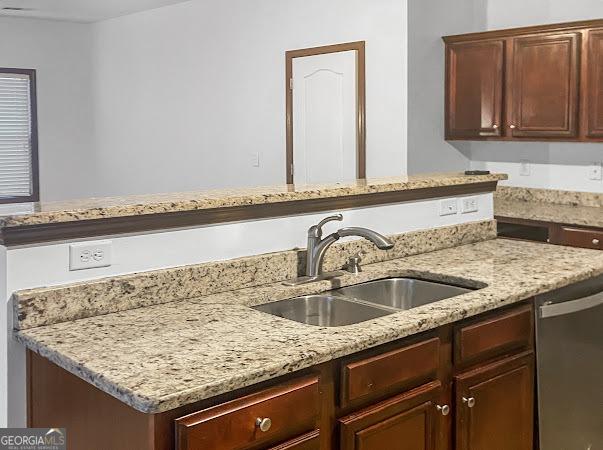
285;214;394;285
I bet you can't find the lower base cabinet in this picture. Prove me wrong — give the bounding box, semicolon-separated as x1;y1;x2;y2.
455;352;534;450
27;303;536;450
339;381;441;450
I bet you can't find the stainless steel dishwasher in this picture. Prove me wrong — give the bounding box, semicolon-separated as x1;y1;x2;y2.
535;275;603;450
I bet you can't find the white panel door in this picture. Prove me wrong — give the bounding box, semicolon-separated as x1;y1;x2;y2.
292;50;357;185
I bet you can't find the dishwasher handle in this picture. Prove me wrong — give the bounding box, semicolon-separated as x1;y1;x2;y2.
539;290;603;319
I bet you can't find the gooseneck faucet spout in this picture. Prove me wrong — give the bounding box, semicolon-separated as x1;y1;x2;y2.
336;227;395;250
305;216;394;279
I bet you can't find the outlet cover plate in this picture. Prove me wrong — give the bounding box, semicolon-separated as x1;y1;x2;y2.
461;197;479;214
69;241;112;271
440;198;458;216
588;163;602;181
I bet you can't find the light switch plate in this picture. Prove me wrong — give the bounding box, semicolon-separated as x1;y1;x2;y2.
519;160;531;176
69;241;112;271
250;152;260;167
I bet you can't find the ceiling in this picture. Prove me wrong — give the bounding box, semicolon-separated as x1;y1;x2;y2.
0;0;191;23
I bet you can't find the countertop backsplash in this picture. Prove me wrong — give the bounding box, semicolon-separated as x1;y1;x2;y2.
13;219;496;330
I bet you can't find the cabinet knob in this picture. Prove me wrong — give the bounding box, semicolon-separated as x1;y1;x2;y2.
593;239;600;245
492;124;499;129
509;124;516;129
436;404;450;416
463;397;476;408
255;417;272;432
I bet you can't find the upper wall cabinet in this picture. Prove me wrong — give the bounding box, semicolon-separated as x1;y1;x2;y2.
444;19;603;142
446;40;504;138
586;28;603;137
510;32;580;138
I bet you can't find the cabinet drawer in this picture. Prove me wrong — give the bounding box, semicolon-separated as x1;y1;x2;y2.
175;375;320;450
550;226;603;250
341;337;440;406
268;430;320;450
454;304;533;367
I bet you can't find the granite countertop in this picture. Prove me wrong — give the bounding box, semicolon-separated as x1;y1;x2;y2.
16;238;603;414
494;186;603;228
0;173;505;228
495;198;603;228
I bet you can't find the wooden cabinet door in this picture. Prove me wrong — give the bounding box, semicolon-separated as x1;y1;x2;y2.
586;28;603;137
339;381;442;450
510;33;580;137
446;40;504;138
455;352;534;450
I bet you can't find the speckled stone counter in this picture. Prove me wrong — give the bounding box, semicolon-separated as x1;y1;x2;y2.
13;220;496;329
495;186;603;228
15;239;603;414
0;173;505;228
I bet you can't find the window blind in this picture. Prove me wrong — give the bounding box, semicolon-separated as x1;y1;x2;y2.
0;72;33;199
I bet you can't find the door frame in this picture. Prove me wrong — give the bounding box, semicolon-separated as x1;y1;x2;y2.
285;41;366;184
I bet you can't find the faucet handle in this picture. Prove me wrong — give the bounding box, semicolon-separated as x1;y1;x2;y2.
317;214;343;230
310;214;343;238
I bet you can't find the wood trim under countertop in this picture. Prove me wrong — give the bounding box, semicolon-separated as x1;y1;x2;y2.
0;181;497;246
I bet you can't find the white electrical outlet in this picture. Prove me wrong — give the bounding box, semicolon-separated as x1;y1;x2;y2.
519;160;531;176
70;241;112;271
461;196;479;214
439;198;458;216
588;162;602;181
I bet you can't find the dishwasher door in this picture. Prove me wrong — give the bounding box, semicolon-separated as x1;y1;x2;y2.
536;276;603;450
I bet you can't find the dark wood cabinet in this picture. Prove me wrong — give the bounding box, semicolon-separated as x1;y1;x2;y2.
341;337;440;408
445;40;504;138
175;376;320;450
510;33;580;137
444;19;603;142
455;352;534;450
586;28;603;137
339;381;441;450
28;304;536;450
549;225;603;249
496;216;603;250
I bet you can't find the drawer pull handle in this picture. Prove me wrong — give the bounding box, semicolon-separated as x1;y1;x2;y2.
593;239;600;245
256;417;272;432
436;404;450;416
463;397;476;408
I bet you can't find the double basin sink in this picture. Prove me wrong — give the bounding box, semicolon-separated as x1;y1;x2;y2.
253;278;474;327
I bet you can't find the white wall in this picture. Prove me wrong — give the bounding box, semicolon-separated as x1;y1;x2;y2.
88;0;408;197
406;0;486;175
0;17;96;201
1;0;407;201
466;0;603;193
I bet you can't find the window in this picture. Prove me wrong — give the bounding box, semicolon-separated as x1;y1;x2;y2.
0;68;39;203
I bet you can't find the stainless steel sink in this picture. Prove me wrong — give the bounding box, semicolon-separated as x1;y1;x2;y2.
252;295;394;327
330;278;473;310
